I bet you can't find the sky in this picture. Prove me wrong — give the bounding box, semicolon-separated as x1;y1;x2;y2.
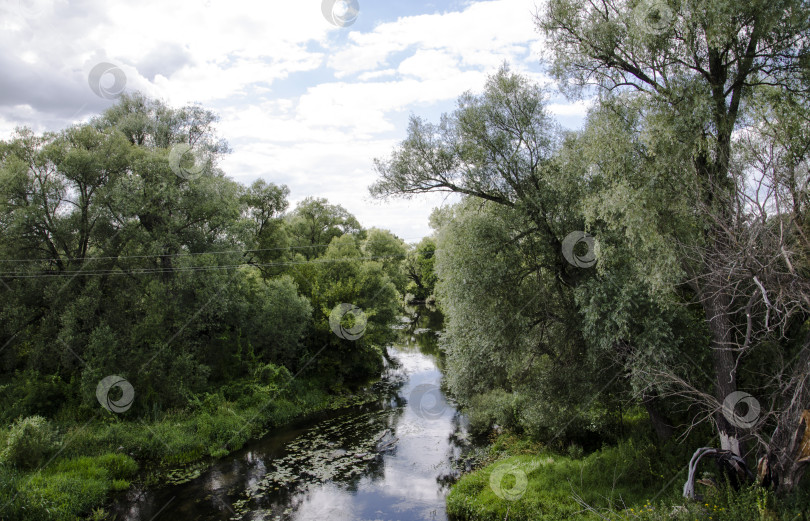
0;0;589;242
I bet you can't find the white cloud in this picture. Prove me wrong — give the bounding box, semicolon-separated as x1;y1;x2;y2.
398;49;460;80
547;99;592;117
0;0;589;239
357;68;397;81
329;0;539;77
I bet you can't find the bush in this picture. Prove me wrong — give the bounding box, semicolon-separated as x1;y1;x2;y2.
567;442;584;459
0;373;69;424
467;390;520;437
253;363;292;391
1;416;59;469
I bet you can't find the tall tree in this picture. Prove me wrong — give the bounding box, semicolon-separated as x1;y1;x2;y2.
286;197;363;259
372;67;627;441
362;228;408;292
241;179;291;277
538;0;810;459
403;237;438;301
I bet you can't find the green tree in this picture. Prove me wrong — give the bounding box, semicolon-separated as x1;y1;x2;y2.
242;272;312;370
286;197;363;259
434;199;620;441
295;235;400;388
372;66;627;441
0;92;406;437
538;0;810;475
241;179;291;277
0;93;302;414
363;228;408;292
403;237;438;302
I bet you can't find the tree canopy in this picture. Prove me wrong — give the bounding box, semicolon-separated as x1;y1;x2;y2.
0;93;403;421
373;36;810;490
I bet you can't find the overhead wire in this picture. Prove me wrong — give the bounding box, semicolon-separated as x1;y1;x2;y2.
0;236;428;264
0;253;409;279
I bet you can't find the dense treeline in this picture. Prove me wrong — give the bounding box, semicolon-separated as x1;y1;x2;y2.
0;93;438;519
0;93;412;421
373;0;810;511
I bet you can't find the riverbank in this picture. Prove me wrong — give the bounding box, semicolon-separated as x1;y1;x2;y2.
0;375;380;521
446;432;810;521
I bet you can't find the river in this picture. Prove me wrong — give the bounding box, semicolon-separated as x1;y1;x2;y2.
111;308;473;521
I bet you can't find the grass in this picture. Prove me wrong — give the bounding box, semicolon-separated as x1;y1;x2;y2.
0;454;136;521
447;438;664;521
0;376;377;521
447;433;810;521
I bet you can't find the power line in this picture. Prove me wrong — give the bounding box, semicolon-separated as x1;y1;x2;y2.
0;236;430;264
0;254;407;279
0;243;333;264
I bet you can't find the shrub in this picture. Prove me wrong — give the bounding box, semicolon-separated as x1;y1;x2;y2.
0;374;69;424
467;390;520;437
567;442;584;459
254;362;292;385
1;416;59;469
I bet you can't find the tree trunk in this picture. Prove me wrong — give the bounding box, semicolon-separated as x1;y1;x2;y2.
642;391;674;442
704;273;743;457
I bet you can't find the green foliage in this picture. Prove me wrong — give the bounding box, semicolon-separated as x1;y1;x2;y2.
24;472;109;521
434;199;620;442
363;228;408;292
403;237;437;301
0;453;137;521
0;371;353;520
0;93;407;519
446;430;790;521
286;197;364;259
252;362;293;391
244;274;313;370
289;233;401;388
0;93;402;418
536;0;810;492
62;375;333;465
0;373;69;424
578;480;810;520
240;179;291;278
447;440;661;521
92;453;139;479
467;390;521;437
1;416;59;469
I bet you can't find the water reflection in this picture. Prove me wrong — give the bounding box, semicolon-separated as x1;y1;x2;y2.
112;308;469;521
397;305;444;366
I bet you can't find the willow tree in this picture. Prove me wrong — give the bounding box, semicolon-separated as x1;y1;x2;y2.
539;0;810;486
372;67;634;442
286;197;363;260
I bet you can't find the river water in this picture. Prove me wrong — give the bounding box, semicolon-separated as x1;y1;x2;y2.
111;309;473;521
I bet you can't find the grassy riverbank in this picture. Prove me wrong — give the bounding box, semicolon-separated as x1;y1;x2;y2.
0;375;374;521
447;433;810;521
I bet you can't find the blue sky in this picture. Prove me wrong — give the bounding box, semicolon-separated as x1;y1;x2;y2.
0;0;590;241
